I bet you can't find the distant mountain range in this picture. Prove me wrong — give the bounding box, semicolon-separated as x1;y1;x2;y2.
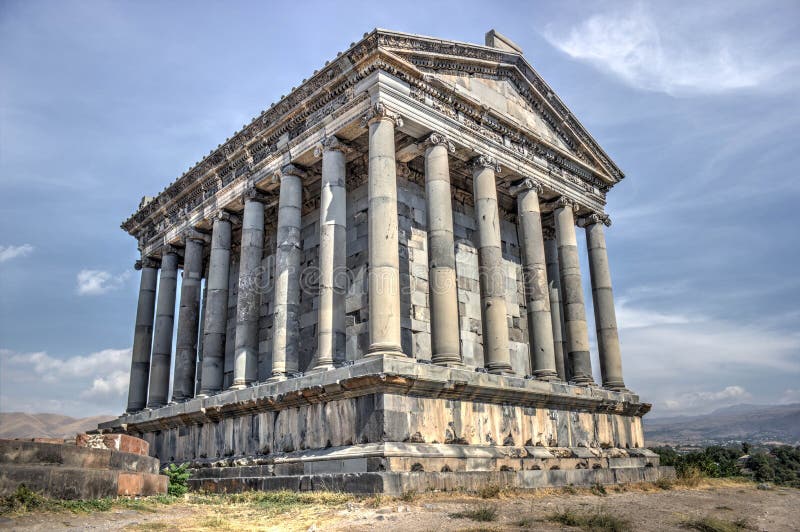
0;412;114;440
645;403;800;447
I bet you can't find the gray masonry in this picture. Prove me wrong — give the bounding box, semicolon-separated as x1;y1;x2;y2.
108;29;664;494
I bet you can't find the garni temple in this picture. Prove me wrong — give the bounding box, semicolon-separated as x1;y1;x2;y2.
99;29;670;494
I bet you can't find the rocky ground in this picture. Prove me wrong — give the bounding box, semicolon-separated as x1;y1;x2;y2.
1;479;797;531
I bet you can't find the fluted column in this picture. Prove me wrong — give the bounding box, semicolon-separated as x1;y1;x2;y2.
172;231;206;402
423;133;462;366
195;265;208;397
512;178;557;380
271;164;305;378
544;228;567;381
147;247;179;408
126;256;158;412
313;138;348;370
197;212;234;396
232;189;265;389
364;103;404;358
584;214;626;390
470;155;512;375
554;198;594;385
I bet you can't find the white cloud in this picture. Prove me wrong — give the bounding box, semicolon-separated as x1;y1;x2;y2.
0;244;34;263
543;3;791;95
616;298;690;329
662;386;751;413
0;347;131;416
76;269;130;295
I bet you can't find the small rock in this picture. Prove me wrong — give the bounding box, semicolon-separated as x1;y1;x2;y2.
757;483;773;490
376;515;385;521
424;503;437;510
307;525;317;532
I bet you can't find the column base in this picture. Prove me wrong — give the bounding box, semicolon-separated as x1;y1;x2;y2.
569;377;597;387
486;362;514;375
603;382;629;392
431;353;463;367
365;343;406;358
229;383;249;391
266;373;288;383
533;370;560;381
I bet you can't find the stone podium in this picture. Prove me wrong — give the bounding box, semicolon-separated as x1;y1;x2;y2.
100;29;667;494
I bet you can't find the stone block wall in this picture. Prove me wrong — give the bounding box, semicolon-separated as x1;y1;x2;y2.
218;165;536;377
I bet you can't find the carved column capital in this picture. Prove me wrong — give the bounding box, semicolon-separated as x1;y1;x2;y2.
554;196;580;212
314;135;351;158
183;228;210;245
509;177;544;197
274;163;308;182
162;244;182;257
580;212;612;227
242;184;270;204
468;154;501;173
422;132;455;153
361;102;403;128
214;210;240;225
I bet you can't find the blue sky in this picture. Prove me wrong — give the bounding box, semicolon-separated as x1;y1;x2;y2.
1;0;798;418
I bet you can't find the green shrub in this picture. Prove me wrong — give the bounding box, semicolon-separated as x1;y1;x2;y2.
162;463;190;497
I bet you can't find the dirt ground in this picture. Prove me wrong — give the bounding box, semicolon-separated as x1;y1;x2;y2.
1;480;798;531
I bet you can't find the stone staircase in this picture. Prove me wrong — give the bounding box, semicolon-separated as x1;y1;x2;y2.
0;434;167;499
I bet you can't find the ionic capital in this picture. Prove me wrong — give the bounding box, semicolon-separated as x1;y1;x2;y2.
422;132;455;153
242;185;270;204
579;212;612;227
183;228;210;245
214;210;240;225
162;244;182;257
554;196;580;212
468;154;501;173
313;135;351;158
361;102;403;128
509;177;544;197
274;163;308;181
135;256;160;270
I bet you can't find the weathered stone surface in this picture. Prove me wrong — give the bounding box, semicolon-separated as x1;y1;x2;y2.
76;433;149;456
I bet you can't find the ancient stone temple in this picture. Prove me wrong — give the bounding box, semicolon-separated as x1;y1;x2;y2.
100;29;669;494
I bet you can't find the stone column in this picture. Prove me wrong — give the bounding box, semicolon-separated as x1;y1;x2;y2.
232;189;266;389
584;214;626;390
470;155;512;375
147;247;179;408
270;164;305;378
512;178;557;380
197;212;234;396
423;133;461;366
313;138;348;370
543;228;568;381
364;103;404;358
195;267;208;397
126;256;158;413
554;197;594;385
172;231;206;402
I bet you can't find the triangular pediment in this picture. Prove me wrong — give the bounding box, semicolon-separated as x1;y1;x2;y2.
433;72;573;152
375;30;624;182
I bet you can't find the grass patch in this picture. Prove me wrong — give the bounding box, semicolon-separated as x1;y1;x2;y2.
548;508;631;532
449;504;499;522
655;477;674;490
195;515;233;529
399;489;417;502
478;483;502;499
0;485;177;516
222;489;351;516
590;483;608;496
681;516;753;532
